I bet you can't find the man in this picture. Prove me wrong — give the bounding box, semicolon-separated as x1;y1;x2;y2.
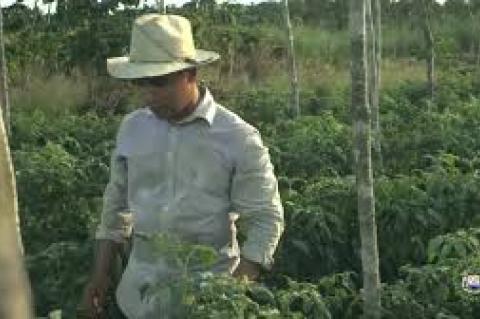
80;14;284;319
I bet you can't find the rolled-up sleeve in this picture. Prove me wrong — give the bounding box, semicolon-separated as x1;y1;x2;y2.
95;147;133;244
231;128;284;269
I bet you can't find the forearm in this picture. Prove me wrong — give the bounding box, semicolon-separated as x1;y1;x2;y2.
232;128;285;269
79;240;122;316
90;239;122;281
241;206;284;268
233;257;261;280
95;150;131;243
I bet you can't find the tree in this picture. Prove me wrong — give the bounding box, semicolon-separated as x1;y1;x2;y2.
350;0;381;318
419;0;435;100
283;0;300;118
444;0;468;15
367;0;382;168
156;0;166;13
332;0;349;29
0;101;32;318
0;5;10;136
467;1;480;67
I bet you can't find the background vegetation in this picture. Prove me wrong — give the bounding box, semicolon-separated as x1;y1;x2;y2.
5;0;480;317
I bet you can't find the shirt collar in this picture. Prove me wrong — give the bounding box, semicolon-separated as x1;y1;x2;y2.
145;87;217;126
176;87;216;126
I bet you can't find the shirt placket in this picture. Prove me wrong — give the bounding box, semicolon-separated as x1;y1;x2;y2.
166;124;178;211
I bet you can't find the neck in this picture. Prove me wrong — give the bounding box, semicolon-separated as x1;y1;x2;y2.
170;85;201;122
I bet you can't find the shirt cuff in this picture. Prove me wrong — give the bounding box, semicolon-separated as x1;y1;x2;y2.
241;243;275;270
95;228;130;244
95;211;133;244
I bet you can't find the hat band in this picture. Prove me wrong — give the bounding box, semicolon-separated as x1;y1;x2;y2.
128;56;199;64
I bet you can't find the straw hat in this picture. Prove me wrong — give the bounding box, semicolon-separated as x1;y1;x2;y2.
107;14;220;79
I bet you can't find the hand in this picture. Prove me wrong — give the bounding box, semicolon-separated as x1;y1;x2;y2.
78;240;120;318
78;277;110;319
233;258;261;281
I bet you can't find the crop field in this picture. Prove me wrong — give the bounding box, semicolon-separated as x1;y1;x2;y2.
2;1;480;318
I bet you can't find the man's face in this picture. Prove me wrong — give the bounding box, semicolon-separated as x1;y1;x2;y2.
134;70;195;119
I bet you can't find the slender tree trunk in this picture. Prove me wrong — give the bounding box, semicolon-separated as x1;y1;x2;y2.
367;0;382;169
0;103;32;319
156;0;166;14
283;0;300;118
468;6;476;58
0;5;10;136
228;42;235;78
477;39;480;68
420;0;435;101
228;14;237;79
47;2;51;25
472;10;480;68
393;8;398;59
350;0;381;318
366;0;375;160
373;0;381;116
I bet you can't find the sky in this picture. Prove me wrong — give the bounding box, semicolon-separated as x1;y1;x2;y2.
1;0;278;9
0;0;447;10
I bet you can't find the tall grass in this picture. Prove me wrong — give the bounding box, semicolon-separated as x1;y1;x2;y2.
294;26;350;66
382;24;424;59
11;69;89;115
9;14;475;117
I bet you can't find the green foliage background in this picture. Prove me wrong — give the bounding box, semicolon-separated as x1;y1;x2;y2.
5;0;480;318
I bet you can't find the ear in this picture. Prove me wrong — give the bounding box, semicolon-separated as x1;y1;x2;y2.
185;68;197;84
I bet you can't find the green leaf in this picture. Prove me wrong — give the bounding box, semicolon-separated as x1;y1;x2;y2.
290;239;311;256
427;236;444;263
247;286;276;307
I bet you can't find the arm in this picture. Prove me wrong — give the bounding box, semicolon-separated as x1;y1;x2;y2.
95;151;132;244
79;240;122;318
79;150;132;317
231;128;284;279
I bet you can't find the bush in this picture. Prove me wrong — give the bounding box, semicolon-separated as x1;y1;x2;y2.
12;110;120;252
268;115;352;179
27;241;93;317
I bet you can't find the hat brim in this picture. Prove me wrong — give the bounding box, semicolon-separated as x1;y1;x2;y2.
107;49;220;79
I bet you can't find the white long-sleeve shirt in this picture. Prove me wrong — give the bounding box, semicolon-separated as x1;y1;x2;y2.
95;88;284;318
